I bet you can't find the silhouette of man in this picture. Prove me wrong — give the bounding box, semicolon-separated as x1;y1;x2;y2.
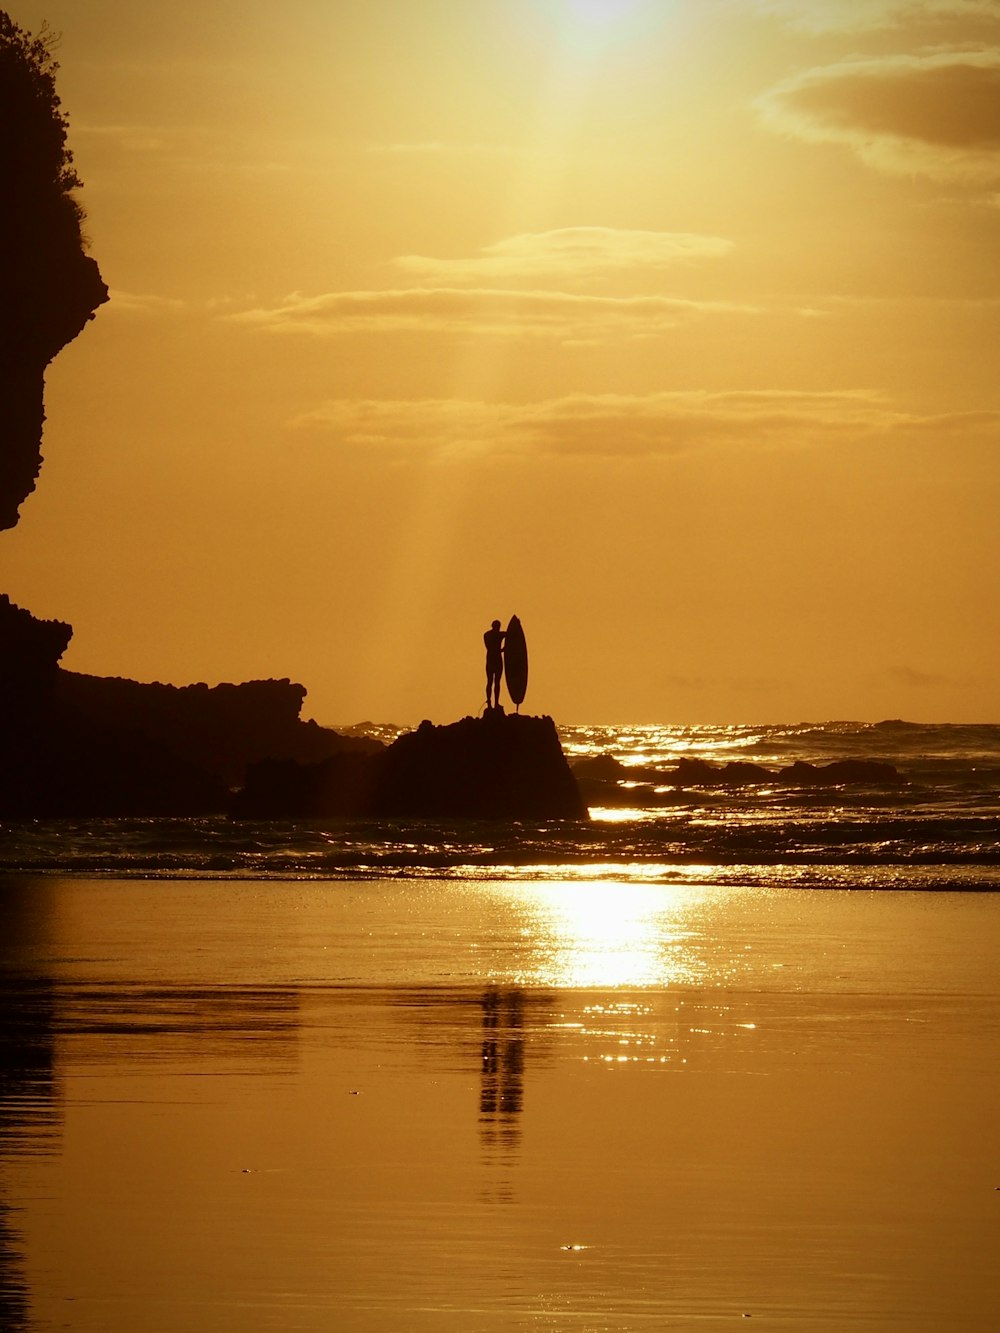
484;619;506;710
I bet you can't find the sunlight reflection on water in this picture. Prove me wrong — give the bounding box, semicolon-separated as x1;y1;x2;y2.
587;805;660;823
484;879;708;989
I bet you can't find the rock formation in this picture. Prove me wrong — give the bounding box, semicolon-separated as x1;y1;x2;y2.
1;658;372;817
371;712;586;819
0;15;108;528
0;594;72;709
53;671;380;788
233;711;588;821
571;750;901;807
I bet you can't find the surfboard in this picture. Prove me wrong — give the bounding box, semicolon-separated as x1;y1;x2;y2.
503;615;528;710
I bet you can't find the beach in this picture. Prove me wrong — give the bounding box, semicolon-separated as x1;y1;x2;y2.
3;872;999;1331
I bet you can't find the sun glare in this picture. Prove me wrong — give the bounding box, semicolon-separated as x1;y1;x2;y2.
520;880;704;988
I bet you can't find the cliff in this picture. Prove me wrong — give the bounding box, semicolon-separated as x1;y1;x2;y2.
0;15;108;528
0;606;374;816
0;593;72;708
52;671;378;789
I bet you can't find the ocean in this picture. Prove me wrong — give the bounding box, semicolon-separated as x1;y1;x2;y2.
3;720;1000;1330
4;719;1000;886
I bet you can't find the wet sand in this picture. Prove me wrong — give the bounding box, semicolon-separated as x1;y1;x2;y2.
2;875;999;1330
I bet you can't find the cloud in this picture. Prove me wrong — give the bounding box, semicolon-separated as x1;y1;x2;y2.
289;390;1000;458
393;227;734;284
745;0;1000;32
230;228;740;343
231;286;753;342
757;49;1000;180
105;289;188;316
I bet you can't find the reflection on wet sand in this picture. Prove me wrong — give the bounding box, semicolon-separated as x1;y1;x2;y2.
478;989;525;1203
0;975;57;1332
387;985;537;1198
0;878;60;1331
54;983;301;1071
479;988;524;1146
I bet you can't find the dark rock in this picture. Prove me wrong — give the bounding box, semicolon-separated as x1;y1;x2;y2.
372;712;586;819
0;608;375;815
1;722;230;818
777;759;901;786
53;671;376;788
233;711;588;821
231;751;378;820
0;17;108;528
667;758;771;786
571;752;629;781
0;594;72;708
670;757;721;785
573;751;900;794
665;756;898;787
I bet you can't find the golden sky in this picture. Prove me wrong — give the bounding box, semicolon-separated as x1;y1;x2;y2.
4;0;1000;724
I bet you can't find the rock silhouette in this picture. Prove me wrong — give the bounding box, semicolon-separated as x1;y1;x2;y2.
572;751;901;807
233;712;588;821
0;15;108;528
53;671;380;789
0;594;72;709
0;640;374;817
371;712;585;819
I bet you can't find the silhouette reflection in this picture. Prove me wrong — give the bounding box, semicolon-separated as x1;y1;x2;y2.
0;878;61;1332
0;872;305;1325
0;973;58;1330
388;984;548;1201
479;988;525;1150
55;983;301;1072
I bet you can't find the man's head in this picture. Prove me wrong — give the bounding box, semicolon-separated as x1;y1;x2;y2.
491;620;501;630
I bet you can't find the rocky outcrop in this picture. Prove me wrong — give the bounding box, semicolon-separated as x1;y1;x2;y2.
0;612;374;815
233;711;588;821
571;750;901;806
672;758;776;786
0;720;231;818
372;712;586;819
52;671;378;789
1;250;107;527
775;759;901;787
0;15;108;528
0;594;72;709
230;752;378;820
572;753;630;782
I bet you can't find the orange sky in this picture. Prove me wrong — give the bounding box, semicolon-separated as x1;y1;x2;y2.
4;0;999;724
